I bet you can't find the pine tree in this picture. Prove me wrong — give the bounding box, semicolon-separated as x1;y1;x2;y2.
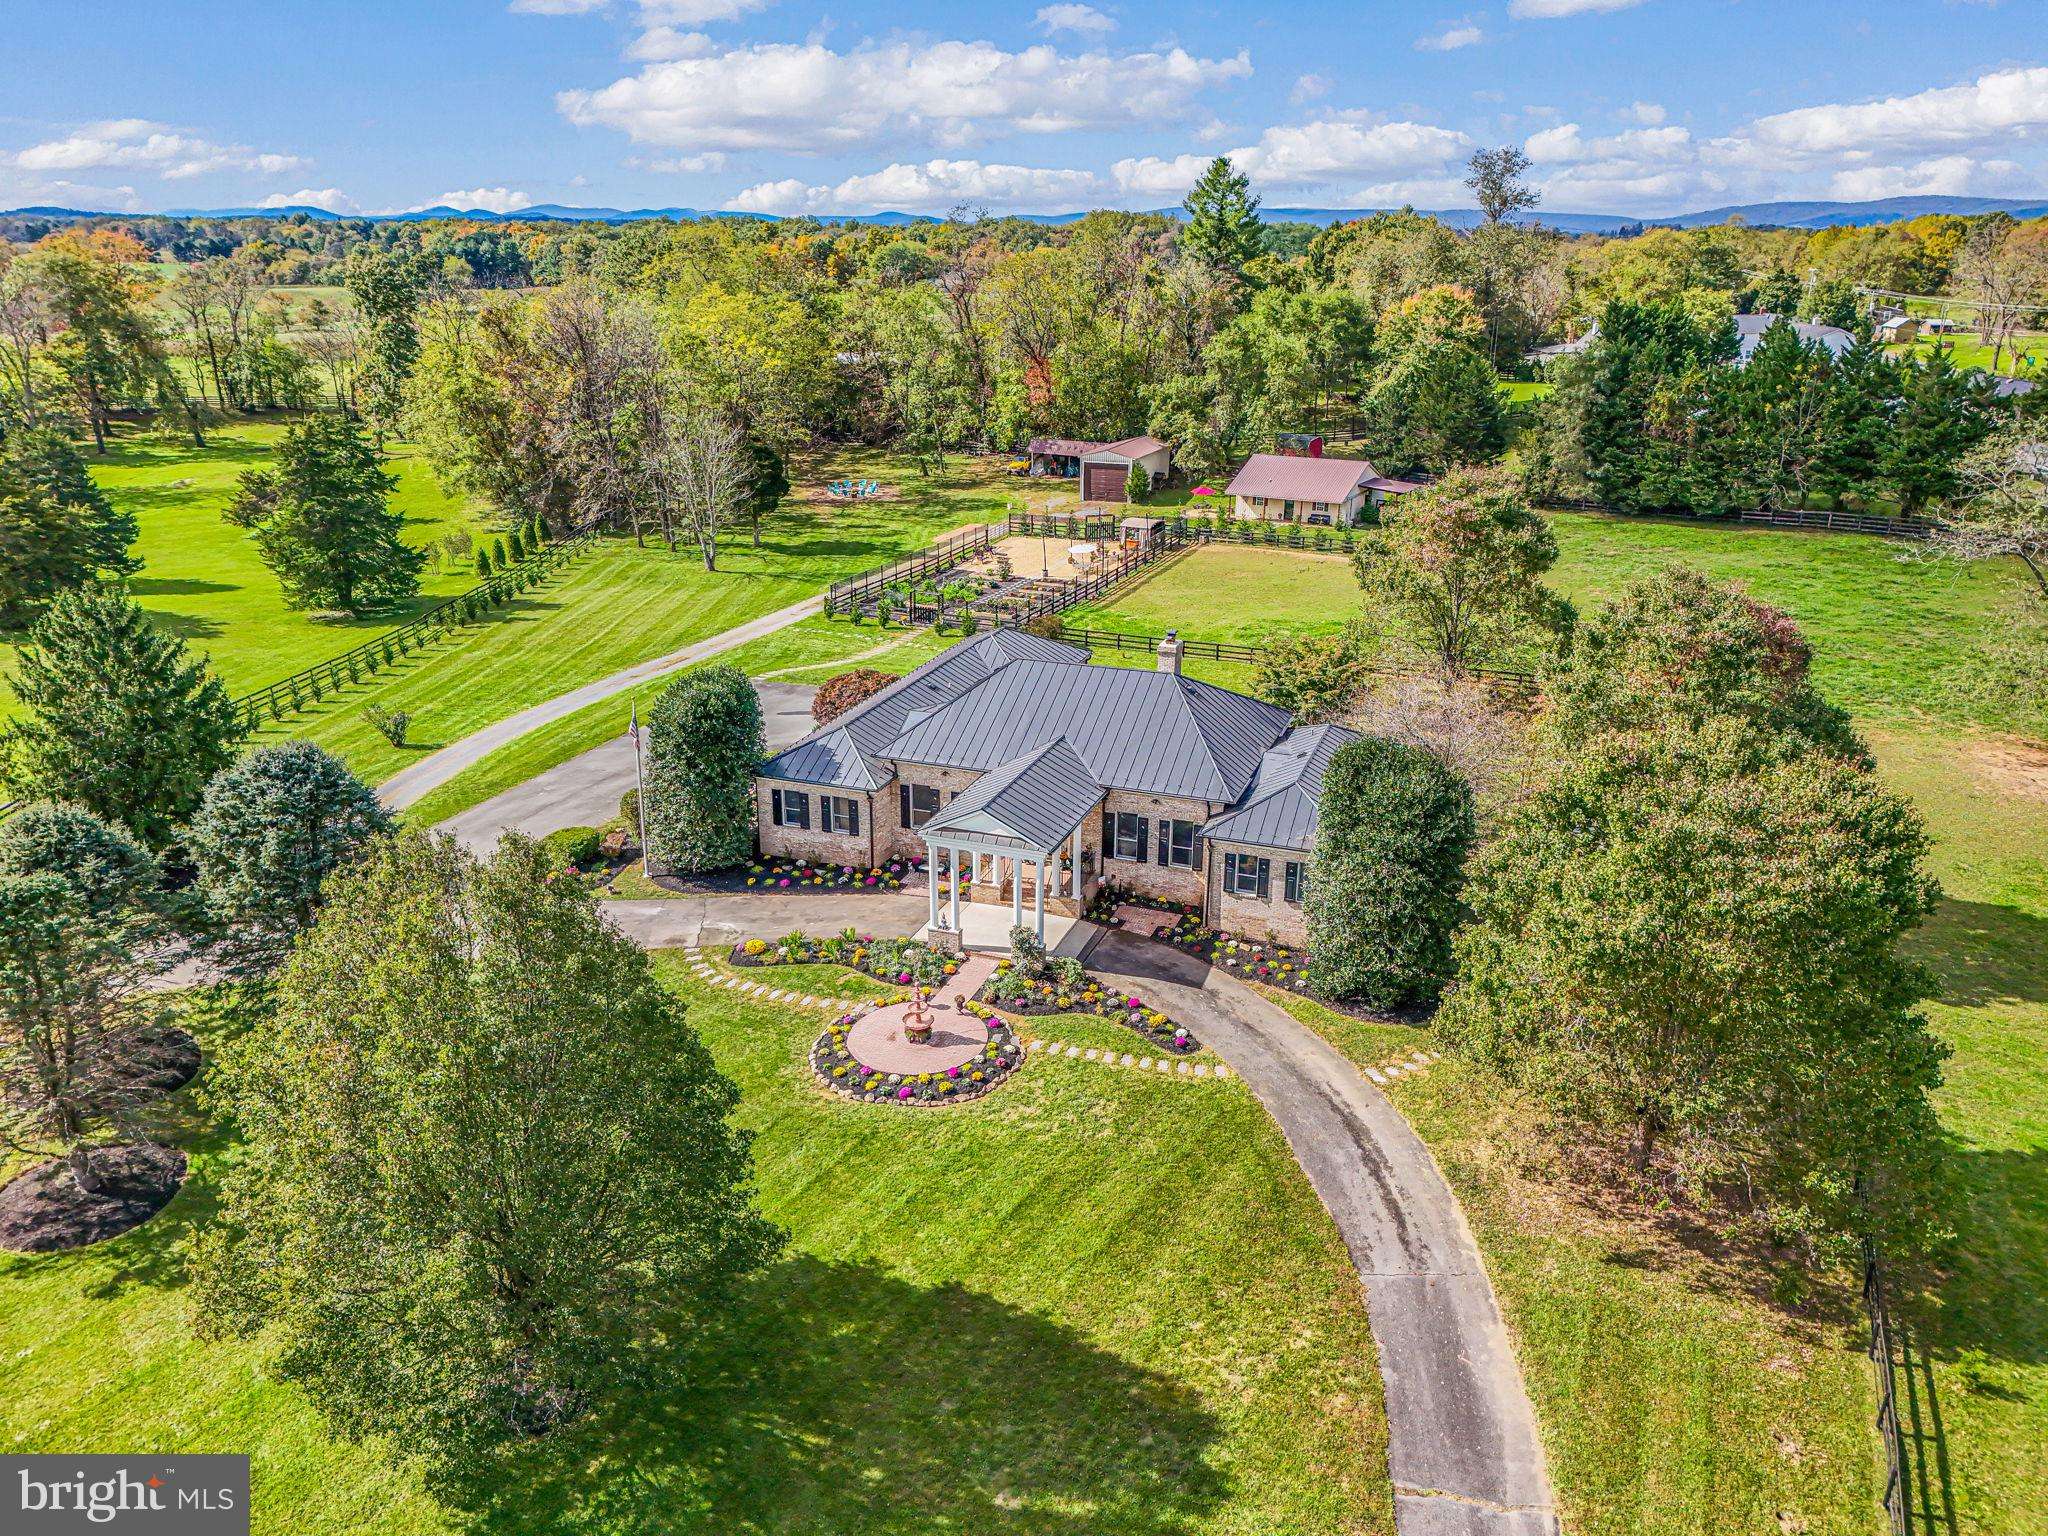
228;415;423;614
0;428;140;624
1180;157;1264;284
0;587;242;850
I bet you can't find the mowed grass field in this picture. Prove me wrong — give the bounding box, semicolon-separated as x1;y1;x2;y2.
1075;521;2048;1534
0;964;1392;1536
0;420;489;705
3;427;1031;788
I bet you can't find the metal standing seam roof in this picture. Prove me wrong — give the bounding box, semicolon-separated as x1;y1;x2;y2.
1088;435;1171;460
1733;313;1854;362
921;737;1103;848
757;628;1091;790
882;661;1292;804
1201;723;1358;853
1225;453;1380;504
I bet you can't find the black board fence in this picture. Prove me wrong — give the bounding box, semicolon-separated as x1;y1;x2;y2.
1055;624;1539;694
824;523;993;614
1864;1242;1917;1536
229;527;598;734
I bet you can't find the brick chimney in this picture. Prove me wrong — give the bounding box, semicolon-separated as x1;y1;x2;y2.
1157;629;1184;674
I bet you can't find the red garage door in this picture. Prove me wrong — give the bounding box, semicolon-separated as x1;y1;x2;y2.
1082;462;1127;502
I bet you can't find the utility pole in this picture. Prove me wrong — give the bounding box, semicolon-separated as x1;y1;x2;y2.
631;701;650;877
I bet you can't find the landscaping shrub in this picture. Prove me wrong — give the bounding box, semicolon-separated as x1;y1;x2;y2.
1306;736;1475;1007
540;825;604;872
645;664;764;875
812;668;895;725
362;705;411;748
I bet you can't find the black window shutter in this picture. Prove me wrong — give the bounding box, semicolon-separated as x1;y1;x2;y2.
848;798;860;836
772;788;784;826
1102;810;1115;858
899;783;911;828
1191;829;1203;872
1155;818;1169;866
1136;817;1149;862
1255;858;1270;899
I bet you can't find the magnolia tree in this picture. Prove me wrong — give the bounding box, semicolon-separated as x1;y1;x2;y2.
1305;737;1475;1007
645;665;764;875
192;832;780;1458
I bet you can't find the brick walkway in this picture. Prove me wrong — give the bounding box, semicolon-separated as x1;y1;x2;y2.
842;954;1000;1073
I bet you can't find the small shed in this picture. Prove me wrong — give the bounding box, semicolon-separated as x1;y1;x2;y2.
1079;436;1172;503
1878;314;1919;344
1120;515;1168;552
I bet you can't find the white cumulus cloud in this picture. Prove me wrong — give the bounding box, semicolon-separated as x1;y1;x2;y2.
1416;22;1483;51
557;38;1248;153
422;186;536;213
1509;0;1648;15
1826;155;2030;201
1738;65;2048;158
732;157;1103;213
14;119;307;182
1035;3;1115;34
260;187;359;213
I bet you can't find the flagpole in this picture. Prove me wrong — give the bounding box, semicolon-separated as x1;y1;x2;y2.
632;702;650;878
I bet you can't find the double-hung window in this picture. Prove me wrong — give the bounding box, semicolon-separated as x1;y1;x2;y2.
1222;850;1271;900
823;795;860;835
1283;860;1307;904
899;782;941;828
1157;818;1198;869
1105;810;1149;862
770;787;811;830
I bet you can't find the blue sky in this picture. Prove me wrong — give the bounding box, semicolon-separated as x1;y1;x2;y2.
4;0;2045;218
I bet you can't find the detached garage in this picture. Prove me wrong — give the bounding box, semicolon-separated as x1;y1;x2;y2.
1078;436;1172;503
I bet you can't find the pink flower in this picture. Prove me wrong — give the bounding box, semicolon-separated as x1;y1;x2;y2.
898;1086;914;1100
947;1066;961;1079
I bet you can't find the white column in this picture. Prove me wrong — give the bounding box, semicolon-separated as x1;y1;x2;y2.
1034;856;1046;940
1011;858;1023;929
1070;824;1082;900
928;842;941;929
950;846;962;930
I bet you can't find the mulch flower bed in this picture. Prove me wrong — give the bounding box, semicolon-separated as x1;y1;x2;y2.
809;1005;1023;1107
0;1144;188;1252
126;1025;203;1096
648;856;924;897
727;932;968;990
975;960;1200;1053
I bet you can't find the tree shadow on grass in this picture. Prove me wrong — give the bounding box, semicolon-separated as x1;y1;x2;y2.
1909;898;2048;1009
129;577;239;599
438;1253;1228;1536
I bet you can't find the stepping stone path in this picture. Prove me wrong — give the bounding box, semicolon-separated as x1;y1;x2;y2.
1366;1050;1442;1086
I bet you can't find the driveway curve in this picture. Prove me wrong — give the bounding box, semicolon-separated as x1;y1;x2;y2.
1087;932;1558;1536
378;591;823;813
589;888;1558;1536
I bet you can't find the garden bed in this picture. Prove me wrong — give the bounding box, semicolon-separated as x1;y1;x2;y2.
727;929;966;989
974;957;1200;1053
0;1144;188;1252
809;1006;1023;1107
674;855;924;896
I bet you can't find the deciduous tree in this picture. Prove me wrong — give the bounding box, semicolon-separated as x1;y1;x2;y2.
192;831;779;1456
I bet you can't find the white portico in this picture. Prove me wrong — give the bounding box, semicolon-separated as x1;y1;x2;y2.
915;738;1100;947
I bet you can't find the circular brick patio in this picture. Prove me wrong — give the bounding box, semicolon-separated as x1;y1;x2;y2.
843;1005;990;1073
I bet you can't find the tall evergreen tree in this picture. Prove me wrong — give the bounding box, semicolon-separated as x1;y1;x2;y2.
1880;347;1994;511
228;414;422;614
645;664;764;874
1180;157;1264;285
0;587;242;849
0;426;139;624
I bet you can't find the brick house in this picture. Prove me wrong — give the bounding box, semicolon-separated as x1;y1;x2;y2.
754;627;1355;947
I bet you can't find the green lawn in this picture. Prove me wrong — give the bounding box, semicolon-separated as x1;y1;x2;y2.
0;421;488;707
1078;522;2048;1533
0;961;1393;1536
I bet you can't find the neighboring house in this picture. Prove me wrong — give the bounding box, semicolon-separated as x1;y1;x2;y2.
1078;436;1171;502
1527;313;1856;367
754;627;1355;946
1878;314;1919;344
1734;312;1854;363
1224;452;1420;526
